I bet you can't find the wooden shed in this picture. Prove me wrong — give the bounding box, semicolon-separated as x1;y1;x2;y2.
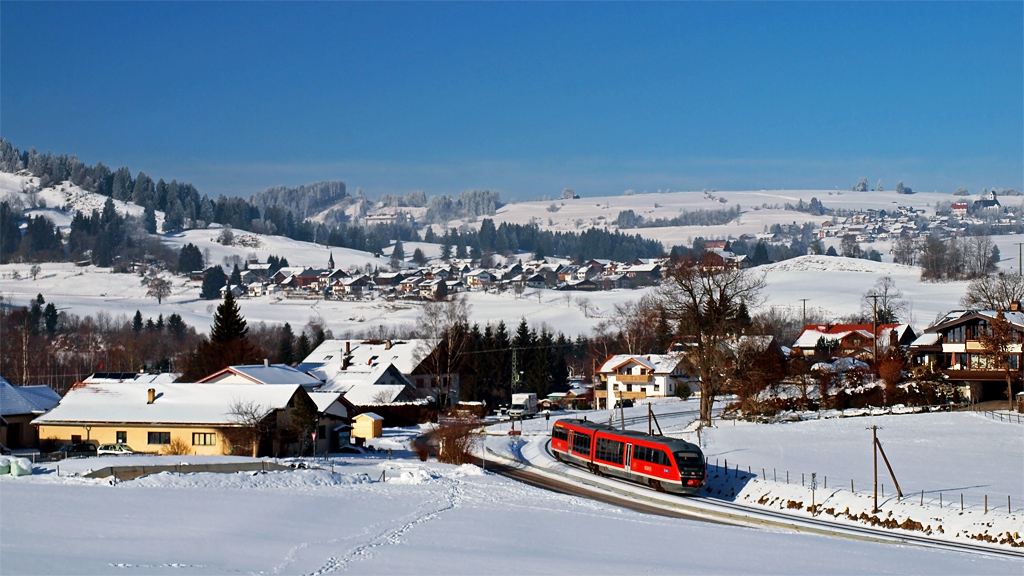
352;412;384;441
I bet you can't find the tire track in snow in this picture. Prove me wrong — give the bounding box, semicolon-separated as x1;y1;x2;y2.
306;477;464;575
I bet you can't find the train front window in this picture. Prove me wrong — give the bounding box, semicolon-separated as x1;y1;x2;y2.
674;451;703;470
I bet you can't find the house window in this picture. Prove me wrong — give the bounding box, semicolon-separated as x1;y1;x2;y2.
1009;355;1020;370
116;431;127;444
148;432;171;445
192;433;216;446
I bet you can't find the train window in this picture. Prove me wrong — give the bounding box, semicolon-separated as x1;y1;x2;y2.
571;431;591;456
595;437;624;465
634;444;667;464
674;451;702;469
552;425;569;441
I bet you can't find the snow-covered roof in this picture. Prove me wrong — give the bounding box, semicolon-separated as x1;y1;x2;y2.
303;339;427;375
927;310;1024;331
198;364;322;387
342;385;411;406
32;383;302;426
909;332;942;347
0;377;61;416
598;354;681;374
308;391;351;419
319;363;413;393
84;372;180;385
354;412;384;421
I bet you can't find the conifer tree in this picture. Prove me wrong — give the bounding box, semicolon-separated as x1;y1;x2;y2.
210;290;248;343
277;322;295;365
181;291;260;381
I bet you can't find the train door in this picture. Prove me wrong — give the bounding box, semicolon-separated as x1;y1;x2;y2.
624;444;633;472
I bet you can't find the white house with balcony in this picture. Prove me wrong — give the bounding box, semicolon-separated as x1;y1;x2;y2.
596;354;689;408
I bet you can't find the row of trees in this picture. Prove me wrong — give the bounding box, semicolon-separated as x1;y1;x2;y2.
892;234;999;280
0;294;199;394
616;205;741;229
1;196;175;268
424;219;665;263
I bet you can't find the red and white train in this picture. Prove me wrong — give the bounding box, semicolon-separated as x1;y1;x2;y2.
550;418;706;495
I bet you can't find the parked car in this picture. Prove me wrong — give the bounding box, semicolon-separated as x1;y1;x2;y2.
56;443;97;458
97;444;135;456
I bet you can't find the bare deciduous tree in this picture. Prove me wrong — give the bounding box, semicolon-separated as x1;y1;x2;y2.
414;295;471;413
146;277;172;304
960;272;1024;310
228;399;272;457
862;276;908;325
658;257;766;426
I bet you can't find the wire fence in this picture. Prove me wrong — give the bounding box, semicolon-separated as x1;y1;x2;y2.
706;456;1020;515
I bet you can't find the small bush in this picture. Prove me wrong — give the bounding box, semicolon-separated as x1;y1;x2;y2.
433;423;480;465
161;437;191;456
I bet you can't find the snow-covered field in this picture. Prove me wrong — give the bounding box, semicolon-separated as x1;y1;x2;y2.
2;414;1021;575
493;400;1024;553
0;254;974;339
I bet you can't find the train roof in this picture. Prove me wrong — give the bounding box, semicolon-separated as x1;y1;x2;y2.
554;418;701;453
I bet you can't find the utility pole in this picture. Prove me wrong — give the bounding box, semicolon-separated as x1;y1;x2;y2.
1015;242;1023;276
799;298;809;325
870;425;880;513
868;424;902;514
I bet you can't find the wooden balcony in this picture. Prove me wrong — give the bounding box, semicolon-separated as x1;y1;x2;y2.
943;369;1020;382
614;374;653;384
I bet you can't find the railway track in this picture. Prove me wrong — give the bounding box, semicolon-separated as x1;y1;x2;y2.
483;438;1021;560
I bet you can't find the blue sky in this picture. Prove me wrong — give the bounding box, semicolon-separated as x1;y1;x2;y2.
2;2;1021;199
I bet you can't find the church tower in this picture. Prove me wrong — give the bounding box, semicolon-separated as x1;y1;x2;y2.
328;252;335;271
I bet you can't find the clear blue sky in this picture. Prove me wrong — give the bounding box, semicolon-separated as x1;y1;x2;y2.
2;2;1021;199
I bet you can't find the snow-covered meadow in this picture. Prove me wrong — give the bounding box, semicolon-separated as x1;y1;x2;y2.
0;252;980;341
2;412;1021;575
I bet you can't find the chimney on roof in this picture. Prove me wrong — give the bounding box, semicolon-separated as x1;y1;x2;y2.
147;388;155;404
264;358;269;368
386;339;392;350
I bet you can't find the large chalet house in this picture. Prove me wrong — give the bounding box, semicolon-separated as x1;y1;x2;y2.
908;303;1024;402
595;354;690;409
791;323;917;360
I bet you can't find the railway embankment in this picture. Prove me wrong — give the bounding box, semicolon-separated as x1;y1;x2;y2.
493;431;1023;556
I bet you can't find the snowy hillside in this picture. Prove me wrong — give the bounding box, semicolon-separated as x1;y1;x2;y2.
440;188;955;239
0;172;165;232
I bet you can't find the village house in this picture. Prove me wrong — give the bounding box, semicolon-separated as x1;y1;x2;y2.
1;377;61;450
32;382;314;457
791;323;916;360
594;354;690;409
300;339;459;407
908;303;1024;403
